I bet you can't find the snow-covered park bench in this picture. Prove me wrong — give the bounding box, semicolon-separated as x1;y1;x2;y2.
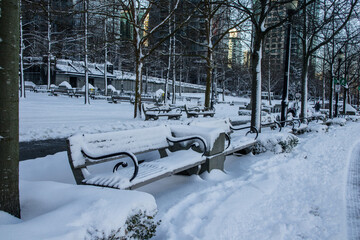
66;125;210;190
142;104;182;120
278;116;323;135
261;121;282;131
108;95;132;104
188;118;259;156
184;105;215;118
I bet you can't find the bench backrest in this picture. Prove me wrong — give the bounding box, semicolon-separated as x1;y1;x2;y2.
68;125;172;168
189;118;232;134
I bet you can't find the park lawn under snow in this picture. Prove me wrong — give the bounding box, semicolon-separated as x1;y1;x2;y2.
1;91;359;239
19;92;252;142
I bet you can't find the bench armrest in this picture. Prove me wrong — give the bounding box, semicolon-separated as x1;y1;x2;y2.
167;135;208;156
81;150;139;182
230;125;259;140
262;121;282;132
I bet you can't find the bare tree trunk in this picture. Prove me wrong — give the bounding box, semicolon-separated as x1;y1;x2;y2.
300;56;310;119
164;39;170;104
172;16;176;104
133;2;143;118
0;0;21;218
84;0;90;104
322;48;326;109
204;0;213;108
250;33;263;131
47;0;51;90
19;3;25;98
179;65;182;96
145;67;148;94
205;47;213;108
104;19;108;96
268;60;271;105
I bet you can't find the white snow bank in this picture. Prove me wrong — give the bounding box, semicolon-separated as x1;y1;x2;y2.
24;81;36;87
0;153;157;240
107;84;116;91
59;81;72;89
81;83;95;90
326;118;347;126
253;131;298;154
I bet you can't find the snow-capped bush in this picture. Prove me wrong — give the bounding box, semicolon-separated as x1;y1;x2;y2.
325;118;346;126
87;210;160;240
125;210;160;239
307;124;328;133
253;132;299;154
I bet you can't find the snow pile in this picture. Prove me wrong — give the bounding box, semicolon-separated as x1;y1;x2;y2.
24;81;36;87
0;153;157;240
253;132;299;154
0;181;157;240
326;118;347;126
59;81;72;89
81;83;95;91
345;115;360;122
307;123;328;133
340;104;357;115
107;84;116;91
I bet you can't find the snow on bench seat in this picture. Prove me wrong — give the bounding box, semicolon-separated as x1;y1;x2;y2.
84;150;206;189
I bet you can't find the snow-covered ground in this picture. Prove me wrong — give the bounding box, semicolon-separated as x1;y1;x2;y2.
19;92;253;142
1;91;359;239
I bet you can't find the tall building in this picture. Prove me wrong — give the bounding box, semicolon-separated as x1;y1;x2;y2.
262;4;302;96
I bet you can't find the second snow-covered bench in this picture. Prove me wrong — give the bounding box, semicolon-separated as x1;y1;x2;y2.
66;125;208;190
188;118;259;156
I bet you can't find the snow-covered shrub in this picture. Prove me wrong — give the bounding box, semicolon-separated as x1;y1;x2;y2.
125;210;160;239
261;112;276;124
87;210;160;240
325;118;346;126
253;132;299;154
345;115;360;122
307;124;328;133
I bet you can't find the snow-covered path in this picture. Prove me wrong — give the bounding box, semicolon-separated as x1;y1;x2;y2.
346;141;360;240
138;122;360;240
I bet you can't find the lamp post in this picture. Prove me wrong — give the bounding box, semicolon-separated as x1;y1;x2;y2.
335;50;344;117
280;0;298;125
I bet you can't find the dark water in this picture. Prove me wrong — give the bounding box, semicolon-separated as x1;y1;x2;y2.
19;138;67;161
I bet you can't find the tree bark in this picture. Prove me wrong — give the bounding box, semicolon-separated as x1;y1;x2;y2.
0;0;21;218
250;31;263;131
300;56;310;119
19;3;25;98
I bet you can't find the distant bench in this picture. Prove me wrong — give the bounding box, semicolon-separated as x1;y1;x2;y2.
107;95;132;103
142;104;182;120
66;126;209;190
185;105;215;118
189;118;258;156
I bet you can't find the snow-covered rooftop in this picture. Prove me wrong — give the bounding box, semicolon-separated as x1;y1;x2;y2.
56;59;115;78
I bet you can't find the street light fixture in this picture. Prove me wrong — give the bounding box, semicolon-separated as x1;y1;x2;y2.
280;0;298;125
335;50;345;117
